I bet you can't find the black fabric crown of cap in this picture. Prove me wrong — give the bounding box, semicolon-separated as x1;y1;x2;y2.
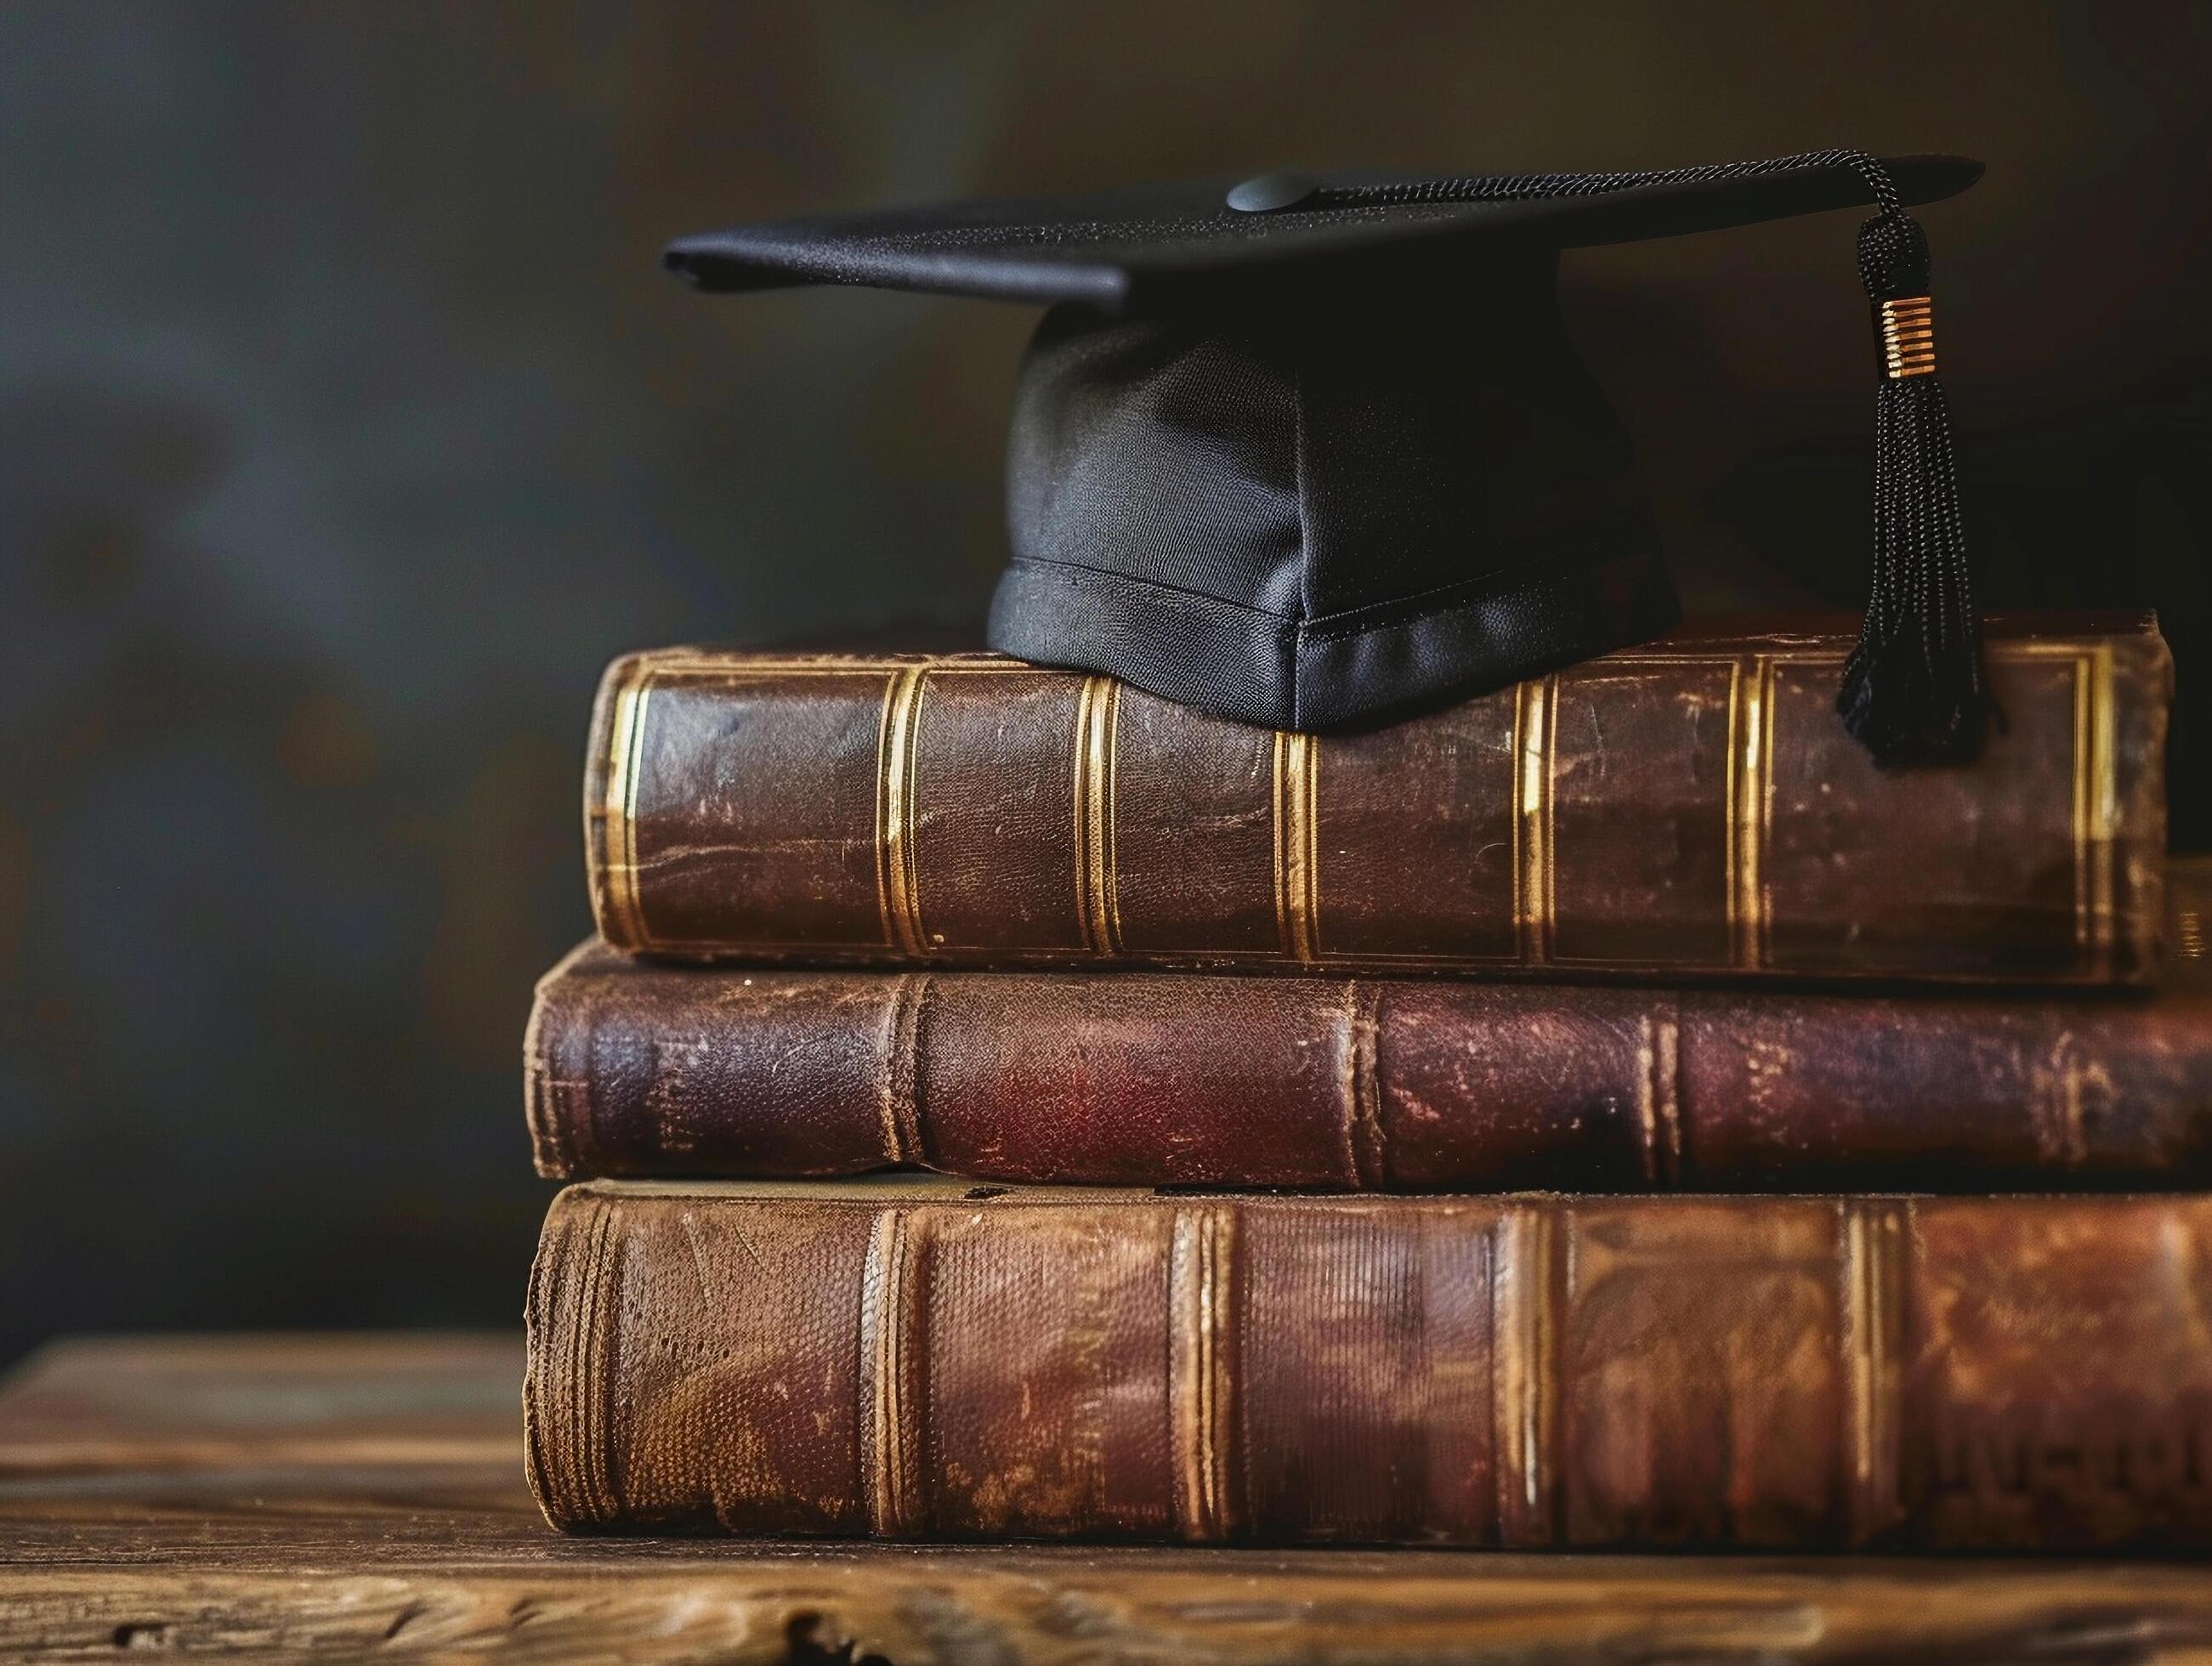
667;150;1989;764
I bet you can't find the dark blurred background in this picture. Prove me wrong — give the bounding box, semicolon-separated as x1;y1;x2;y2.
3;1;2207;1363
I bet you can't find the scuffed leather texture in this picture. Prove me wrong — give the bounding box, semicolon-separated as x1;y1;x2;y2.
525;1182;2212;1549
525;910;2212;1190
586;615;2170;983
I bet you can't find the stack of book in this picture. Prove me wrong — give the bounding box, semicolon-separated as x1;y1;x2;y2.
522;613;2212;1550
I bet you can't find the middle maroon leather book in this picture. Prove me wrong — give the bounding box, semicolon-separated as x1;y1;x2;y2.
526;930;2212;1191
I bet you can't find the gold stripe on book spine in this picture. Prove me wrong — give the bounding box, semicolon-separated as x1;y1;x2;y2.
859;1208;920;1536
1840;1200;1904;1543
1074;677;1123;956
1728;655;1775;971
876;668;929;955
627;652;1057;678
2085;644;2118;979
2012;641;2119;978
1636;1012;1682;1189
598;663;653;950
1169;1207;1239;1540
1273;731;1321;962
2068;649;2091;964
1491;1204;1559;1545
1512;677;1555;965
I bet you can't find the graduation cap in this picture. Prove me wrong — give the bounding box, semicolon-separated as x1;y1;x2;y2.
668;149;1987;764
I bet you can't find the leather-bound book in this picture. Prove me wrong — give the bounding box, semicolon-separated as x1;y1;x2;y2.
585;614;2169;983
525;881;2212;1189
525;1182;2212;1547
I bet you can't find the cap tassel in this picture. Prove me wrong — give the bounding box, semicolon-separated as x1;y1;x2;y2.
1297;148;1988;762
1835;196;1990;766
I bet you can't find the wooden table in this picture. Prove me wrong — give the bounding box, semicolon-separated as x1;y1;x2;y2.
2;1334;2209;1663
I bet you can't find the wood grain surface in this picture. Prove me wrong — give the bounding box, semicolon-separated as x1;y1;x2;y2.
3;1332;2210;1663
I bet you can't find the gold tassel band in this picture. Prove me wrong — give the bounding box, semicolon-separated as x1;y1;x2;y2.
1879;296;1937;379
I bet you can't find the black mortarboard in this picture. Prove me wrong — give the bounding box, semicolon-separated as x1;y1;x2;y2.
667;150;1988;762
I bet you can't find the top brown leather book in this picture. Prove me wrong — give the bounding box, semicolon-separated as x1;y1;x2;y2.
587;614;2170;983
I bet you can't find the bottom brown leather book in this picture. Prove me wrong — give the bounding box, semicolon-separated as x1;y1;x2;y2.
525;1181;2212;1549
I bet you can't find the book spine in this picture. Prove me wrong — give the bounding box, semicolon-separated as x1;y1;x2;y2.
584;627;2168;983
525;949;2212;1188
525;1185;2212;1547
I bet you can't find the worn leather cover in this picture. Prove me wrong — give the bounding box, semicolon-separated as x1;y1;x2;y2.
526;879;2212;1189
525;1182;2212;1547
585;614;2169;983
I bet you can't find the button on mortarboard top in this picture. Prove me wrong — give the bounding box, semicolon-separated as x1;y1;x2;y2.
664;151;1988;762
1224;173;1319;213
